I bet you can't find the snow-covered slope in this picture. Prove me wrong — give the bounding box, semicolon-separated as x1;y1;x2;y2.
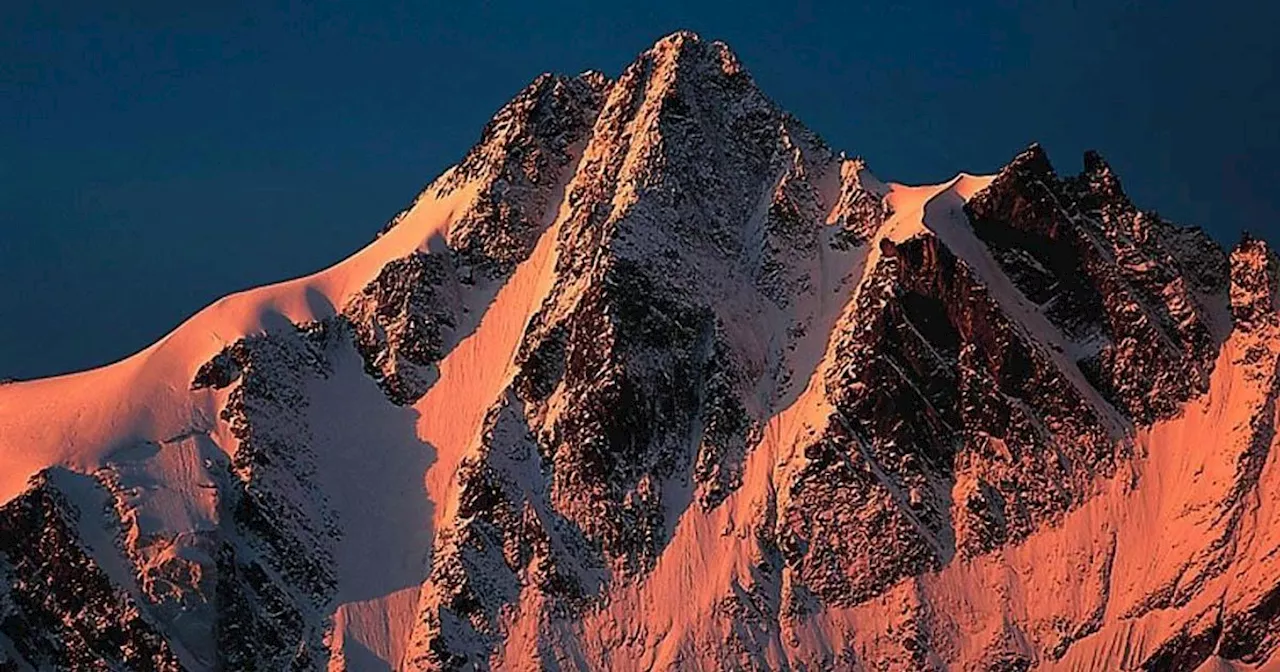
1;31;1277;671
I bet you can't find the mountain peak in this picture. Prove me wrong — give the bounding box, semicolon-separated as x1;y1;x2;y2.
1081;148;1112;176
630;30;753;95
648;29;703;52
3;32;1280;672
642;29;735;65
1001;141;1056;180
1231;233;1280;328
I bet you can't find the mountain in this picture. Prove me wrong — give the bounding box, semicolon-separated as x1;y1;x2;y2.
1;31;1278;671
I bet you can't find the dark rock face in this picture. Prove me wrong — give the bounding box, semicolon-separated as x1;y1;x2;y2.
140;62;613;672
8;31;1280;672
754;131;827;308
1221;582;1280;664
1231;235;1280;331
536;260;714;570
217;328;338;598
504;31;819;576
193;325;343;669
348;72;610;410
408;34;838;666
356;40;1270;669
965;145;1228;423
443;72;609;278
831;158;890;249
692;331;754;511
0;475;182;670
779;231;1122;607
1139;611;1222;672
380;71;607;262
345;252;457;405
408;396;599;671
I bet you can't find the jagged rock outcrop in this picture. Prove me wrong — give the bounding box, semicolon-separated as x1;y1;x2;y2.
0;473;182;670
0;30;1277;672
353;71;609;407
494;31;831;576
965;145;1227;422
778;226;1125;611
344;252;458;405
190;325;343;668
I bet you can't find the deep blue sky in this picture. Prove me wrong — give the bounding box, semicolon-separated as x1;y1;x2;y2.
3;1;1277;379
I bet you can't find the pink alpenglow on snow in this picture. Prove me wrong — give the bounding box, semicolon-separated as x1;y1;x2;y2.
0;32;1277;671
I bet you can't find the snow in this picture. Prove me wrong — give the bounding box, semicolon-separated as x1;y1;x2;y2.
726;301;1278;670
544;170;936;662
5;26;1278;671
0;177;478;507
416;163;575;533
106;434;223;540
0;110;583;664
0;165;1046;671
330;587;421;672
1;130;1276;668
897;173;1128;435
558;170;1280;670
305;341;434;666
0;161;486;670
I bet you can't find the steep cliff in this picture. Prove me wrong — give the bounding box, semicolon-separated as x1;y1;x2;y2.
0;31;1276;672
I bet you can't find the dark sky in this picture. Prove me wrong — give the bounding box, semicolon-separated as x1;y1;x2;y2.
3;1;1277;379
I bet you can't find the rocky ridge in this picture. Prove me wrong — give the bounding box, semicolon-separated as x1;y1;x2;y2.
0;31;1277;672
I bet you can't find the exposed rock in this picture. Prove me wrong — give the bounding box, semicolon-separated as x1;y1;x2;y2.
3;30;1280;672
965;144;1226;423
0;474;182;670
344;252;457;405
